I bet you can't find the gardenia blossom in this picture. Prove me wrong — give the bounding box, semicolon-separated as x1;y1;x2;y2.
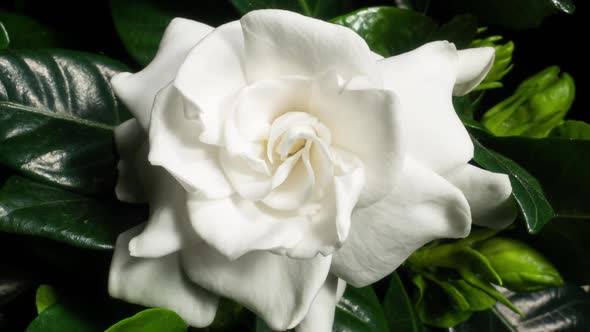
108;9;517;332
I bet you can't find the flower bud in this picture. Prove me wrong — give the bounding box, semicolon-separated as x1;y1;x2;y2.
475;237;564;292
482;66;576;138
471;33;514;91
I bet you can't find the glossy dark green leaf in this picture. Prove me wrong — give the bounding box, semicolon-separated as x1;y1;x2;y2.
111;0;238;66
230;0;352;19
0;49;130;195
450;284;590;332
0;22;7;49
550;120;590;140
0;11;62;49
471;127;590;220
382;272;423;332
448;0;575;30
0;176;139;250
469;132;555;233
332;7;437;57
334;286;388;332
430;14;478;49
0;266;33;308
25;304;99;332
105;308;187;332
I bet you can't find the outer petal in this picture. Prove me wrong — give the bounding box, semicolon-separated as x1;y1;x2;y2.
127;168;187;258
114;118;147;203
109;224;219;328
310;73;403;208
174;21;246;145
148;84;232;198
444;164;517;229
180;242;331;331
378;41;473;174
112;18;213;129
241;9;375;82
295;275;338;332
331;158;471;287
454;47;495;96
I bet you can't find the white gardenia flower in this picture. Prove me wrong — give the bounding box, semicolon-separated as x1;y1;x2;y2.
108;9;517;331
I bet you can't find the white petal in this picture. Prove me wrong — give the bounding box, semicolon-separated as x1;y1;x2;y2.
310;73;403;207
174;21;246;145
378;41;473;174
127;169;187;258
331;158;471;287
287;149;365;259
185;195;305;260
180;242;331;331
454;47;495;96
219;150;273;201
148;84;232;198
109;224;219;328
241;9;375;82
114;119;147;203
444;164;517;229
112;18;213;129
296;275;338;332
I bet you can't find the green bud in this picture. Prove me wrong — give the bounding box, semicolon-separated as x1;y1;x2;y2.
471;32;514;91
482;66;576;138
475;237;564;292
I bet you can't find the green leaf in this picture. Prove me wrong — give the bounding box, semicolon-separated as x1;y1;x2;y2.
550;120;590;140
0;49;130;195
0;265;33;308
412;275;472;328
35;285;58;315
332;7;437;57
105;308;187;332
111;0;239;67
481;66;575;138
475;237;563;292
0;22;8;49
25;304;99;332
469;133;555;233
514;217;590;284
334;286;388;332
430;14;478;49
451;284;590;332
0;176;140;250
471;127;590;220
230;0;352;19
447;0;575;30
0;11;62;49
255;317;279;332
383;272;423;332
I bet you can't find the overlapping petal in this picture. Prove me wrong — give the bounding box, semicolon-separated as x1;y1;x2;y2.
174;21;246;145
444;164;517;229
295;275;339;332
241;10;375;82
112;18;213;129
180;242;331;331
331;157;471;287
109;225;219;328
378;41;474;174
148;84;233;198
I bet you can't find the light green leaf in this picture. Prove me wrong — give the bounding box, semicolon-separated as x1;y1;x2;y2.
35;285;58;315
549;120;590;140
105;308;187;332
